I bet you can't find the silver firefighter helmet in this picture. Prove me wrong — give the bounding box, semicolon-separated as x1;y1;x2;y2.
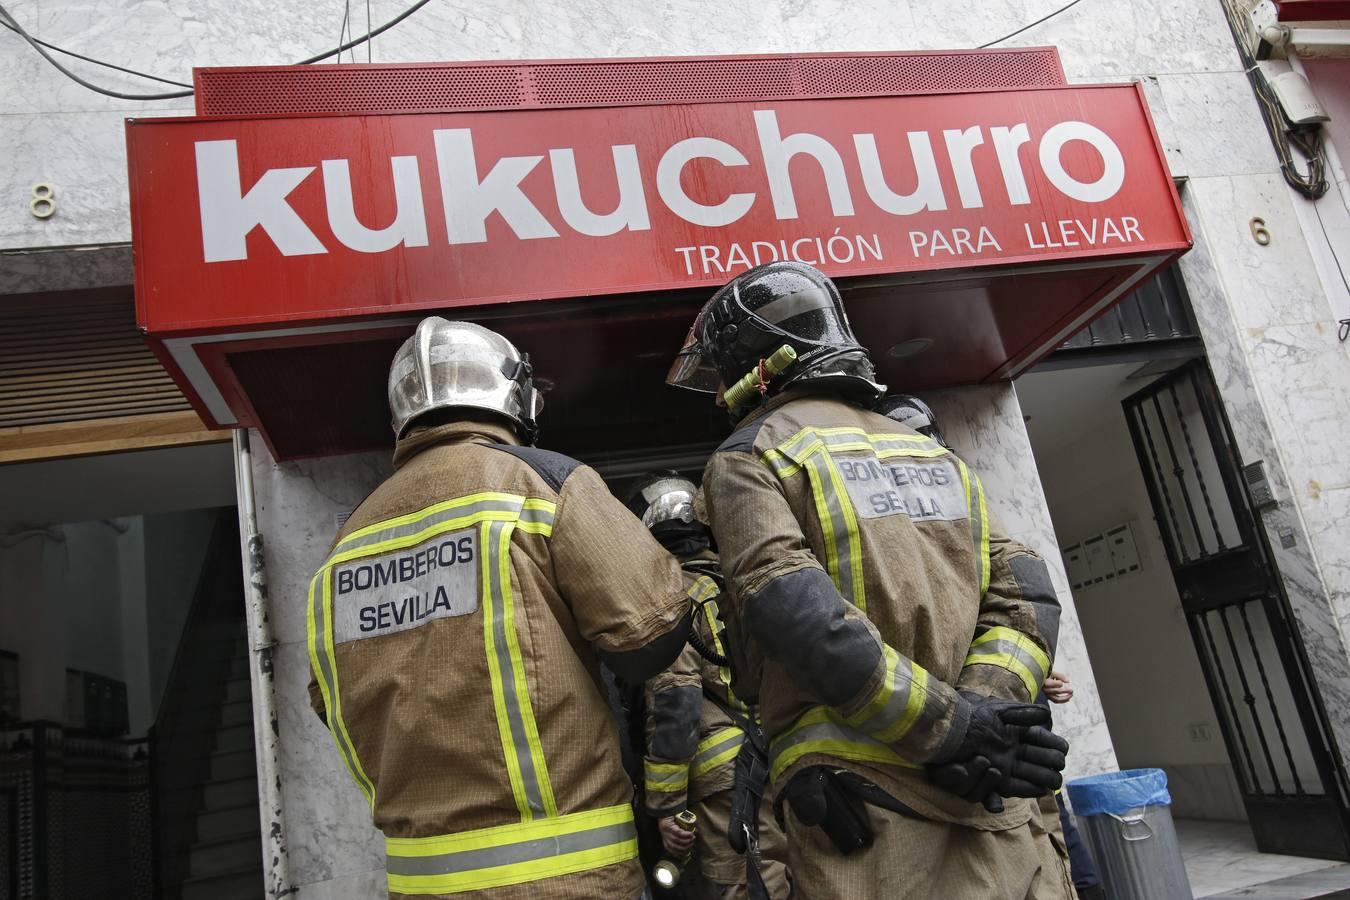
626;472;699;528
387;317;543;442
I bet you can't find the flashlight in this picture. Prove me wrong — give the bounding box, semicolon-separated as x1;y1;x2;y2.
652;809;698;890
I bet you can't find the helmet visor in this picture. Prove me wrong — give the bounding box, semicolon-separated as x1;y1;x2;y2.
740;280;857;349
665;307;722;393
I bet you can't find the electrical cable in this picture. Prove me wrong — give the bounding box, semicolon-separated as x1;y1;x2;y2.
979;0;1088;49
0;0;434;100
337;0;352;65
0;3;193;99
0;18;192;86
1217;0;1328;199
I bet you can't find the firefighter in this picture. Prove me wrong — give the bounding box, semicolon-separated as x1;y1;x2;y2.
306;318;692;899
627;472;791;899
667;262;1072;899
878;394;1078;898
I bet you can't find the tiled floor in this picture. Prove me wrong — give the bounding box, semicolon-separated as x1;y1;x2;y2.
1177;819;1350;898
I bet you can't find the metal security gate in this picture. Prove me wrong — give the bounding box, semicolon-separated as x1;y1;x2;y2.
1123;359;1350;859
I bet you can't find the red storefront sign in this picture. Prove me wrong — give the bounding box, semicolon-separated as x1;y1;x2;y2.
126;54;1190;459
131;85;1183;331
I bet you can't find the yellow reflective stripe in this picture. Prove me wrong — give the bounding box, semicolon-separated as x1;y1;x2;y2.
644;759;690;793
769;706;918;783
328;509;537;569
874;664;929;744
307;571;376;809
842;646;931;744
691;727;744;780
799;447;842;599
957;461;990;596
777;425;940;458
482;518;555;821
385;804;637;895
686;575;719;604
971;468;990;594
822;450;866;612
335;492;556;555
965;627;1051;699
497;521;557;819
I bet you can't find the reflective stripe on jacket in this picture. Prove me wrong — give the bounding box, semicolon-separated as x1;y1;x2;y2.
307;419;688;897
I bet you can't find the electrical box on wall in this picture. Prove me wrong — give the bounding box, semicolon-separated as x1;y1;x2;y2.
1062;522;1143;592
1268;71;1330;124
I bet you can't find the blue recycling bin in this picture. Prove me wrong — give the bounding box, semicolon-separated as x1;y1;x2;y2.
1066;769;1192;900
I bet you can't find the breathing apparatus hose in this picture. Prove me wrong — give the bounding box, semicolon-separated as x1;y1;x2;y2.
686;603;730;667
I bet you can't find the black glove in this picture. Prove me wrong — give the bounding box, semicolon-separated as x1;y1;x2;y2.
926;693;1068;809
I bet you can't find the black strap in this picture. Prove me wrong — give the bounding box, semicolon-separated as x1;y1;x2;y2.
702;687;766;755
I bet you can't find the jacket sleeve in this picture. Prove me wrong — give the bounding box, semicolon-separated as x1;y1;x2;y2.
552;464;693;683
703;448;968;764
956;499;1060;703
642;643;703;815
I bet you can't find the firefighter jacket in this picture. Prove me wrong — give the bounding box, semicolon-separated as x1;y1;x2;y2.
642;551;753;816
306;419;691;898
701;391;1061;831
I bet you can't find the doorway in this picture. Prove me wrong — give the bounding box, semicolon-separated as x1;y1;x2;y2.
1017;355;1350;865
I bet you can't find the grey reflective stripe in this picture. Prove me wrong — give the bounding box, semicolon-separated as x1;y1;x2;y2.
692;730;744;773
779;427;943;459
335;497;555;555
804;453;859;608
309;574;372;800
385;820;637;878
486;519;548;818
854;659;916;735
965;639;1049;684
646;767;689;788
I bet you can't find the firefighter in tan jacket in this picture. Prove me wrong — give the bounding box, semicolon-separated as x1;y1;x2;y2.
667;262;1072;900
307;318;691;899
627;472;791;899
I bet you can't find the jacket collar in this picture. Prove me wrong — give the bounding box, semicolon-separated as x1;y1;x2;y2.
393;418;520;471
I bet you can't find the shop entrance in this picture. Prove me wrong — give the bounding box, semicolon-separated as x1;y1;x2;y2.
1123;360;1350;860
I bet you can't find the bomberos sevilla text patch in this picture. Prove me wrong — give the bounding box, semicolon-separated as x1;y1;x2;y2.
837;456;969;522
331;528;480;643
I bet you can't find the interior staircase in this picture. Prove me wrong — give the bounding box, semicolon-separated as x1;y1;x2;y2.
180;634;263;900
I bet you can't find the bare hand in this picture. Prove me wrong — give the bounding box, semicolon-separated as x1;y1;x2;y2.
1043;671;1074;704
658;815;696;856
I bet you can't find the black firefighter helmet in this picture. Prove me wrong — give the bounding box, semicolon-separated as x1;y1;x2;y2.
875;393;949;449
666;261;884;417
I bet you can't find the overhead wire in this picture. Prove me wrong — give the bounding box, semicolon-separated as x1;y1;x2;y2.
0;0;434;101
0;18;192;87
979;0;1088;49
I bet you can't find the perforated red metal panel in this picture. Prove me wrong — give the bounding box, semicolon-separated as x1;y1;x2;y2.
193;49;1065;117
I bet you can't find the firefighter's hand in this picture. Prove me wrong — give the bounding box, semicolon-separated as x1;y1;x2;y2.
658;816;695;856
